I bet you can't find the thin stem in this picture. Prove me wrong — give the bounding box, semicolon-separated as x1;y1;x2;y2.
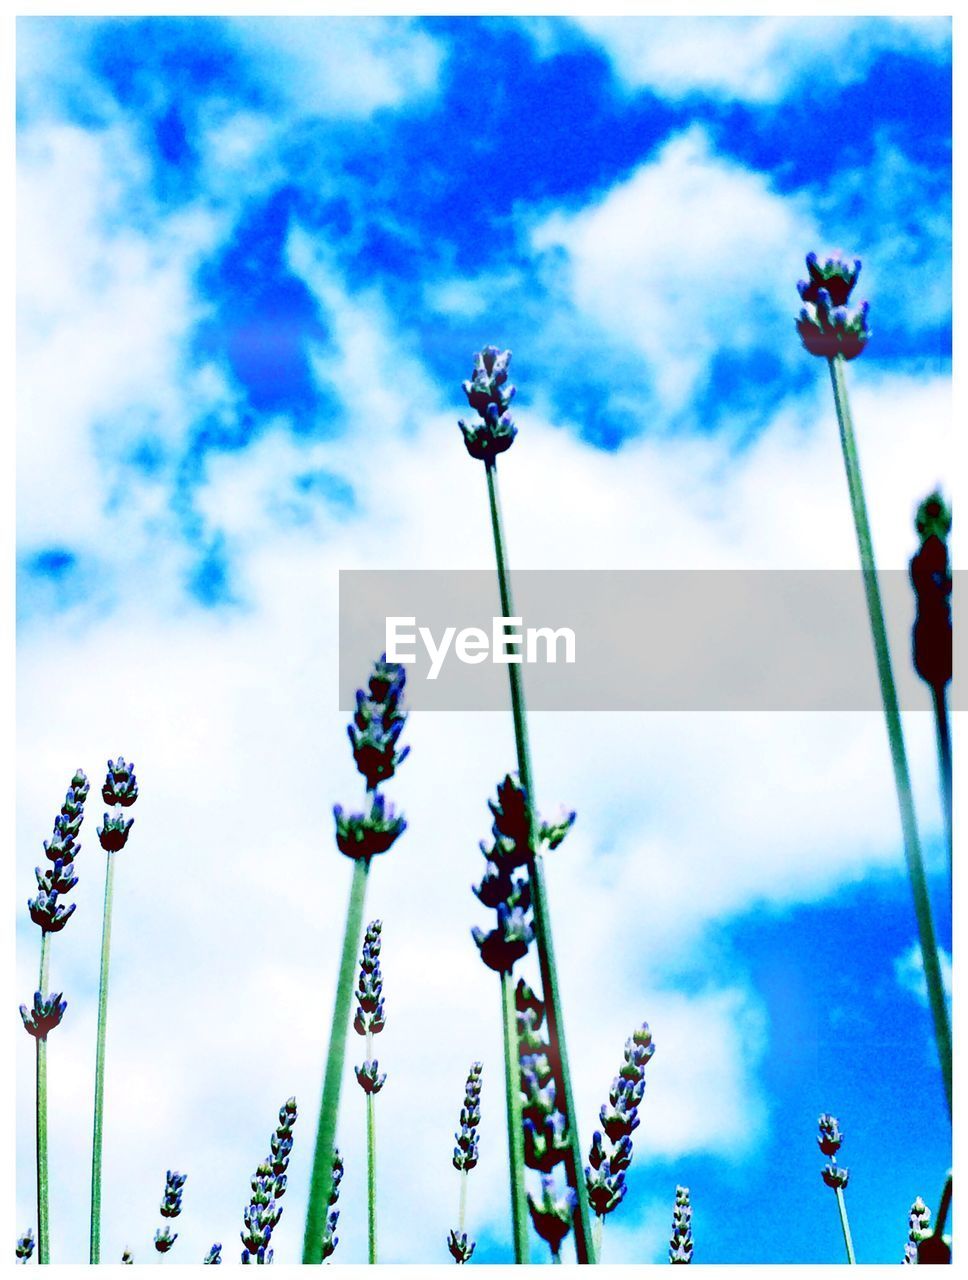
89;849;117;1265
366;1028;377;1264
932;682;952;875
302;856;371;1263
501;969;530;1264
485;459;597;1262
36;932;50;1266
458;1170;468;1236
366;1095;377;1263
593;1216;603;1265
834;1186;856;1264
828;355;952;1118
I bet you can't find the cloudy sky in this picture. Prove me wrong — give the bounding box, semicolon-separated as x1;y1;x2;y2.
16;13;952;1266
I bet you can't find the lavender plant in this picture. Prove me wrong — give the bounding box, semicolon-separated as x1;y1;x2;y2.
586;1024;656;1259
470;776;535;1261
669;1186;693;1264
354;920;386;1263
459;346;594;1261
797;258;951;1117
303;658;408;1263
15;1230;35;1264
321;1149;343;1261
910;491;952;865
152;1170;186;1259
903;1195;931;1264
241;1097;298;1264
90;757;139;1262
121;1249;133;1263
20;768;89;1264
204;1243;223;1264
515;979;575;1261
448;1062;483;1263
817;1113;854;1263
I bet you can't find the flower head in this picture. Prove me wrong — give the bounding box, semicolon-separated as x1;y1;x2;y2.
911;491;952;689
817;1113;843;1157
797;287;871;360
355;1059;387;1095
528;1174;576;1257
458;347;518;462
203;1243;222;1264
471;902;534;973
20;990;67;1040
102;757;139;807
28;888;76;934
334;794;406;862
321;1149;342;1261
348;658;409;789
159;1169;187;1218
154;1226;178;1254
98;812;135;853
669;1185;693;1264
354;920;385;1037
16;1229;35;1264
447;1229;476;1264
453;1061;483;1172
797;252;862;307
822;1163;849;1190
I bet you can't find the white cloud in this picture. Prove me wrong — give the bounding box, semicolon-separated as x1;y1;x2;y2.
229;17;444;120
894;942;952;1007
557;16;950;105
530;125;816;414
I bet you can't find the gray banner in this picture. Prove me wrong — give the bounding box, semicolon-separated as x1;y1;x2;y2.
338;570;958;711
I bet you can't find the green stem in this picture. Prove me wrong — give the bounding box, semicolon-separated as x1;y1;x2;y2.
931;682;952;875
366;1094;377;1263
36;933;50;1265
501;969;530;1264
485;459;597;1262
458;1170;468;1236
593;1216;603;1264
89;849;117;1265
366;1028;377;1264
302;856;370;1263
828;355;952;1118
834;1186;856;1264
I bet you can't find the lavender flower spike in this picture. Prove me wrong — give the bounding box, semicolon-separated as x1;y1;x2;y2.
20;990;67;1040
903;1196;931;1264
321;1149;343;1261
817;1113;854;1262
458;346;518;462
15;1230;35;1264
528;1175;577;1258
159;1169;187;1218
204;1243;223;1264
241;1097;298;1263
447;1230;476;1264
154;1226;178;1254
669;1186;693;1264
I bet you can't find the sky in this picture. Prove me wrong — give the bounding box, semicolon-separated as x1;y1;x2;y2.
15;12;953;1267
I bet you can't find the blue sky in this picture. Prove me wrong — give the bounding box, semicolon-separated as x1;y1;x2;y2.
16;14;951;1266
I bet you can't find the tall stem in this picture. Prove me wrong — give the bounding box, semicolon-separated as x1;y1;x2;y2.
458;1170;468;1236
89;848;117;1264
834;1186;856;1264
302;856;370;1263
485;459;596;1262
593;1216;603;1264
36;932;50;1265
828;355;952;1117
366;1029;377;1264
932;682;952;875
501;969;530;1264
